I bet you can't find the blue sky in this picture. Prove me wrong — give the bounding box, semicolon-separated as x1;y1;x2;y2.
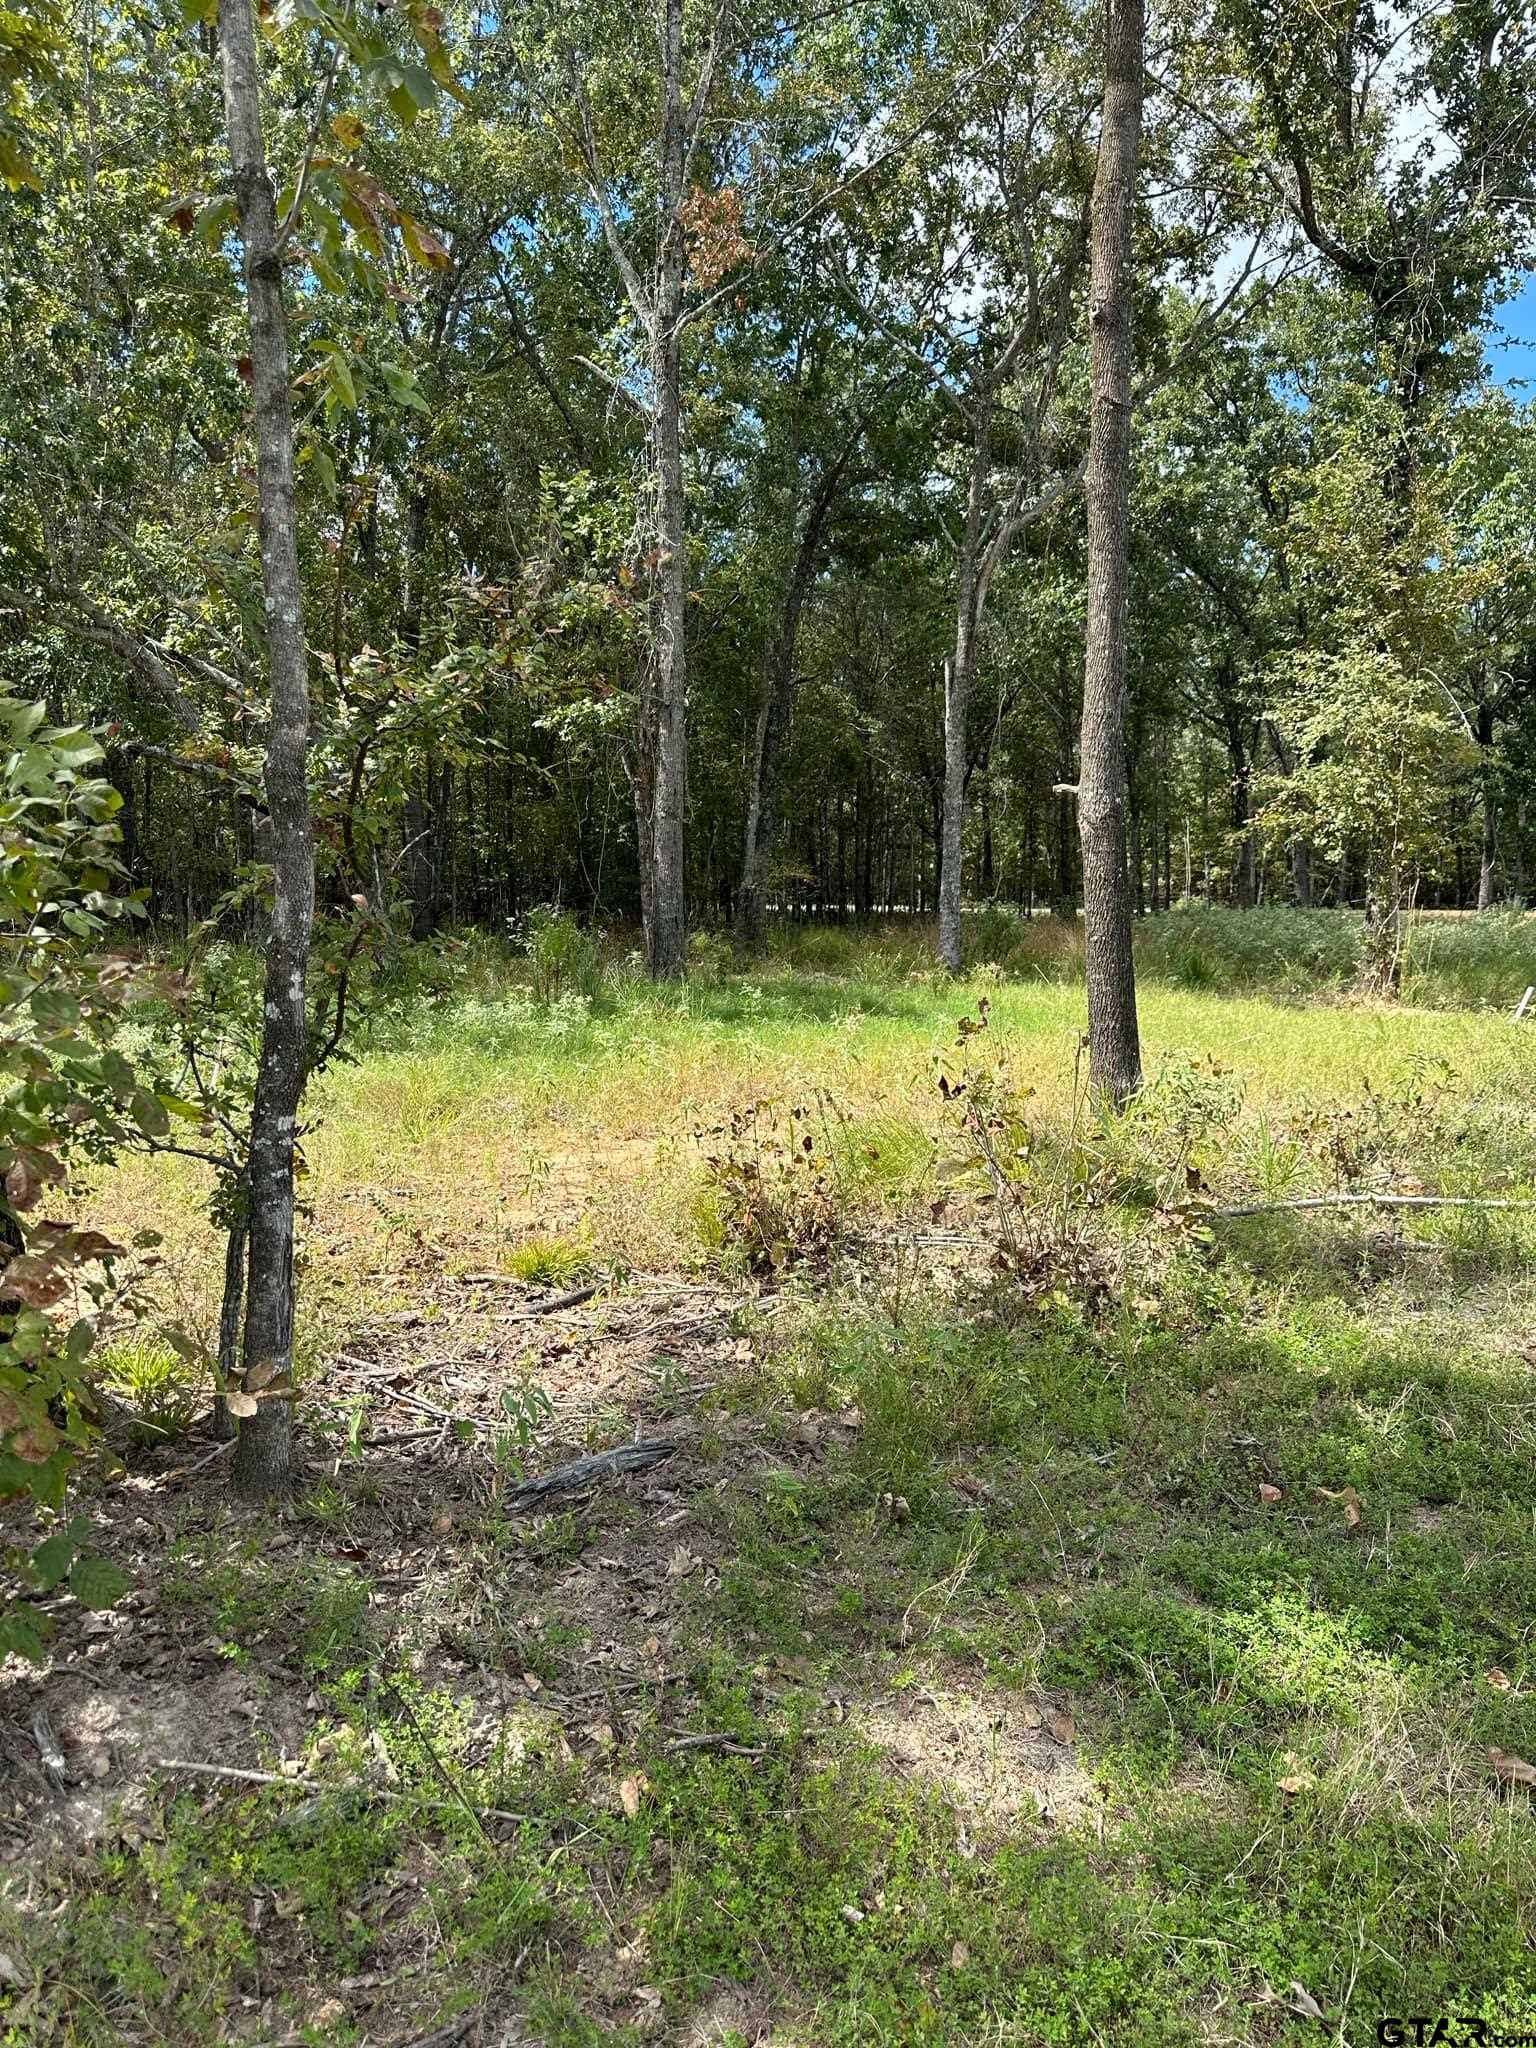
1487;273;1536;389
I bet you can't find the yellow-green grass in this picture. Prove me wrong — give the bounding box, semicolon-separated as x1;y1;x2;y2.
87;954;1536;1350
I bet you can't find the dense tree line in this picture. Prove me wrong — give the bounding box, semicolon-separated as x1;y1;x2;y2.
2;0;1536;1495
4;0;1534;954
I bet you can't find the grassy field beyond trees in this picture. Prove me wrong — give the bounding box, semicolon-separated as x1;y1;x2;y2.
5;912;1536;2047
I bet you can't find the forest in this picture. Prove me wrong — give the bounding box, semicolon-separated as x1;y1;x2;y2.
2;0;1536;2043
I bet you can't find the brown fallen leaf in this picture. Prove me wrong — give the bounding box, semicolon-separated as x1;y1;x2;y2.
520;1670;543;1694
1317;1484;1362;1529
619;1772;648;1818
1489;1746;1536;1791
1486;1669;1513;1691
1257;1483;1282;1504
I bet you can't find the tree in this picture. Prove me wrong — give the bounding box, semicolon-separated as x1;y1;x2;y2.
215;0;317;1495
1077;0;1144;1106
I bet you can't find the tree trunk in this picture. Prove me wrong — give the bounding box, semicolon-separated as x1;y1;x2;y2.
643;0;689;981
737;532;814;950
1476;695;1498;911
937;422;990;973
1077;0;1144;1108
219;0;316;1496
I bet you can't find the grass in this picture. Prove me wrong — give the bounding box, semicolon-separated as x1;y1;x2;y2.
10;915;1536;2045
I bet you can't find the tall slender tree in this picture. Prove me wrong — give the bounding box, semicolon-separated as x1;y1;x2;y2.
217;0;315;1494
1078;0;1144;1105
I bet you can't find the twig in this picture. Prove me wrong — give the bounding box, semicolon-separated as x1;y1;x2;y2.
166;1438;235;1482
149;1757;529;1824
1206;1193;1536;1220
665;1732;766;1756
375;1672;498;1848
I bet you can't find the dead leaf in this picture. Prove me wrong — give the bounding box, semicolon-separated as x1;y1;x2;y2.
520;1671;543;1694
1257;1483;1282;1504
619;1772;648;1818
1486;1669;1513;1691
1317;1484;1362;1529
1489;1746;1536;1791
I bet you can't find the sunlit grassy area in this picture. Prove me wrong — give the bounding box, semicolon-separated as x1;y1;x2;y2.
91;911;1536;1344
10;913;1536;2046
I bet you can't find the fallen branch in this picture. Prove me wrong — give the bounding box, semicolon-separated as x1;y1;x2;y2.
505;1438;676;1512
149;1757;530;1824
1205;1193;1536;1221
666;1732;766;1756
522;1281;600;1315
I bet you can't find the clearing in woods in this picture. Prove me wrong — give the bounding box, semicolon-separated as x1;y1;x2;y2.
4;922;1536;2047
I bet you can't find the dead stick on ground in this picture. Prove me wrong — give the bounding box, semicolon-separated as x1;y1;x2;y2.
1205;1193;1536;1220
375;1671;499;1848
150;1757;530;1824
666;1732;766;1756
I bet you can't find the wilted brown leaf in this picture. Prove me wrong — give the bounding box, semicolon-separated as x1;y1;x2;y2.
1317;1484;1362;1529
619;1772;648;1818
0;1252;68;1308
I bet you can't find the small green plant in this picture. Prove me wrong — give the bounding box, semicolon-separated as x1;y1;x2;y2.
519;905;603;1004
504;1232;589;1287
99;1336;206;1446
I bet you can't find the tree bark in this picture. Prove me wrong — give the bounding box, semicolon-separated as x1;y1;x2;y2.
643;0;690;981
938;420;991;973
1077;0;1144;1108
1476;695;1498;911
218;0;316;1496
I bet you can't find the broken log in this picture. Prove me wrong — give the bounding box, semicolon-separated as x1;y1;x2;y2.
505;1438;676;1511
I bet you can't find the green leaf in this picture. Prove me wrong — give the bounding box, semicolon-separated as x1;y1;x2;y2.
0;1608;48;1663
130;1090;170;1139
67;1556;132;1611
28;1530;75;1590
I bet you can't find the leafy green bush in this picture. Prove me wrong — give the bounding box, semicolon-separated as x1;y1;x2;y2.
519;905;603;1004
0;699;174;1656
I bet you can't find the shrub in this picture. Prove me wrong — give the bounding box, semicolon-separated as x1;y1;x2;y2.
519;906;603;1004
